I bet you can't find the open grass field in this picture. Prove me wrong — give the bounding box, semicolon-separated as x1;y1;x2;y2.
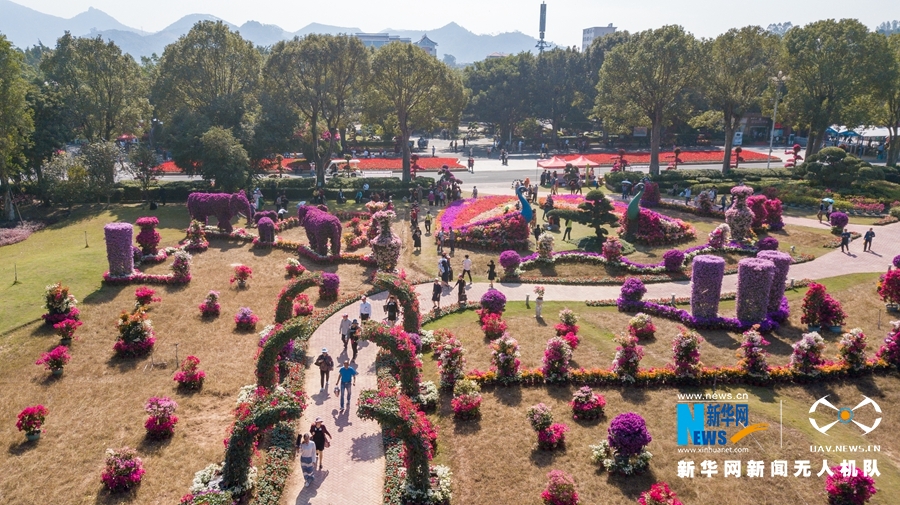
0;204;374;504
421;273;900;504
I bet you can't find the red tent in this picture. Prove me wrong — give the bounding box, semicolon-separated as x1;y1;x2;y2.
536;156;569;169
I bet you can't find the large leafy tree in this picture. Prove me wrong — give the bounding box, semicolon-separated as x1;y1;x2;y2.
532;47;587;143
40;33;147;141
151;21;261;171
199;126;250;192
23;81;72;203
465;53;534;144
80;141;121;206
264;34;370;185
369;42;465;182
126;143;161;204
596;26;700;175
781;19;884;157
701;26;780;173
0;34;34;220
870;33;900;166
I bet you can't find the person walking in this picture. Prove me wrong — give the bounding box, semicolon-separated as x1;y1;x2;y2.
826;203;833;221
437;228;445;253
562;219;573;241
468;157;474;172
347;320;361;361
863;227;875;252
309;417;332;470
448;227;456;255
384;294;400;325
840;228;852;254
487;259;497;289
413;227;422;251
720;194;728;212
358;296;372;322
453;273;467;305
432;278;443;309
339;314;351;351
439;253;451;286
297;433;318;487
424;212;432;234
313;348;334;393
682;187;692;205
337;360;358;413
462;255;473;283
533;223;542;244
472;186;478;198
817;201;825;222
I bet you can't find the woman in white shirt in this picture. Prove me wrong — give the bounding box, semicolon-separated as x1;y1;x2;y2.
297;433;318;487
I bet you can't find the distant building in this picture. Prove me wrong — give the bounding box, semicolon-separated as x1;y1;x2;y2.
486;52;509;59
414;34;438;57
354;33;411;48
582;24;617;51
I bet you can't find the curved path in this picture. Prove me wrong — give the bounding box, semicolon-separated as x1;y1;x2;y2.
282;217;900;504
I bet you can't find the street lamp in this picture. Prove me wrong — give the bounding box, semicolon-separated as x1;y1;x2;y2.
767;71;789;169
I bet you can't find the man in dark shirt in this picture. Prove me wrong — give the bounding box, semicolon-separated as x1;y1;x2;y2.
840;228;852;254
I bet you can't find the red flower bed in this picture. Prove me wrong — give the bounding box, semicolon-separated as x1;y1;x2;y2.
357;157;464;170
558;150;778;166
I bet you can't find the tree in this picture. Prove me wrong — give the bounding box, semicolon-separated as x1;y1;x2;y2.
766;22;794;37
797;147;878;187
41;33;147;141
596;26;700;175
532;47;586;144
0;34;34;221
547;189;618;242
264;34;370;185
43;151;89;211
369;42;465;182
23;81;72;204
199;126;250;192
80;141;121;206
464;53;534;146
701;26;780;173
781;19;884;157
126;143;161;204
151;21;261;170
871;33;900;166
876;20;900;35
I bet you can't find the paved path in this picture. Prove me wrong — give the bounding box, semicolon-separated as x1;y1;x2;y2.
281;217;900;504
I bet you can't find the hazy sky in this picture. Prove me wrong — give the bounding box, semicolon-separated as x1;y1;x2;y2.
14;0;899;47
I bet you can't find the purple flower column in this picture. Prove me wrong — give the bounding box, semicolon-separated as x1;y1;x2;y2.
691;255;726;318
105;222;134;277
257;217;275;243
756;250;791;313
736;258;775;323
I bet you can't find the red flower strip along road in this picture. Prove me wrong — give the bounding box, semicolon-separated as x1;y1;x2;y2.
555;150;779;165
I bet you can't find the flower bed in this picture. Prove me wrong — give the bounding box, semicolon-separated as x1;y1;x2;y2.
618;207;697;246
558;150;778;166
356;157;464;170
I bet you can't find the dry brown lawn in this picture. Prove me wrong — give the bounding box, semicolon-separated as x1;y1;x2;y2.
0;236;373;504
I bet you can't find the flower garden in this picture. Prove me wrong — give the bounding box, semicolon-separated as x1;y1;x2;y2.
2;183;900;505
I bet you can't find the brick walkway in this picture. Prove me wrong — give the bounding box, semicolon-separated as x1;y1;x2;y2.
282;218;900;504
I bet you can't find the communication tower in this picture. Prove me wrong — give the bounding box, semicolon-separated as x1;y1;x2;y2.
536;2;549;53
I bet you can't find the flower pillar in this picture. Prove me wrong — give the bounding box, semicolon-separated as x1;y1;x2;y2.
135;217;160;255
690;255;725;318
371;210;401;272
725;186;755;243
105;223;134;278
756;250;791;313
736;258;775;323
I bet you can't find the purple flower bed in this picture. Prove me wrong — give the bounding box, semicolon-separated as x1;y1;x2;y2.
894;255;900;269
735;258;775;323
617;296;787;333
319;272;340;300
757;250;791;313
662;249;685;272
691;255;725;318
480;289;507;314
755;237;779;251
607;412;652;457
499;250;522;273
105;223;134;278
620;277;647;302
0;221;46;247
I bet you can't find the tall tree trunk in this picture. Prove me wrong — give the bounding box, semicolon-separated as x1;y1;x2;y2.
722;114;735;175
311;111;324;187
400;119;411;183
649;120;662;176
888;126;899;167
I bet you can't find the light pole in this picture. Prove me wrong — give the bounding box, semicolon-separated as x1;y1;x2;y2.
767;71;788;169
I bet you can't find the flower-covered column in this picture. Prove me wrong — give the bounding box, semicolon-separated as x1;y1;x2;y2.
691;255;726;318
105;223;134;278
257;216;275;243
757;250;791;313
725;186;755;243
371;210;401;272
135;217;160;256
736;258;775;323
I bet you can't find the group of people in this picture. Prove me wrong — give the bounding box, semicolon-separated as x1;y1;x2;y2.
432;254;486;308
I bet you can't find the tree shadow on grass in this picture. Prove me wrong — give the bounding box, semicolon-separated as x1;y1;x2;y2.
604;468;658;498
30;322;55;337
699;330;739;351
105;354;143;373
453;418;481;435
619;387;649;405
545;383;573;402
94;485;141;505
529;444;567;467
494;385;522;407
7;439;39;456
138;434;173;455
84;284;129;305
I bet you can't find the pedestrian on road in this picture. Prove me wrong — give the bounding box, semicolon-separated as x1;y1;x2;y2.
863;228;875;252
297;433;317;487
337;360;358;413
840;228;852;253
313;348;334;392
533;223;542;243
432;146;436;157
720;194;728;212
339;314;351;350
562;219;573;241
413;227;422;251
462;255;473;283
817;202;825;222
487;260;497;288
432;278;443;309
348;320;360;361
682;187;692;205
359;296;372;322
424;212;432;234
826;203;833;221
309;417;332;470
384;294;400;325
448;227;456;254
472;186;478;198
454;273;467;305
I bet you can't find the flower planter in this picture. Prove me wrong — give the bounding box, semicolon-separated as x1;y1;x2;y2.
807;325;821;332
237;280;247;289
60;338;72;346
25;431;41;442
829;326;842;333
887;304;899;312
51;368;63;377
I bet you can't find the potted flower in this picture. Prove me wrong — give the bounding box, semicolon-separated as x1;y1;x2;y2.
134;286;160;308
638;482;682;505
101;447;145;492
173;355;206;389
570;386;606;420
591;412;653;474
527;403;554;432
144;397;178;439
451;379;482;420
285;258;305;277
534;286;545;318
16;405;48;441
820;295;846;332
42;282;80;326
537;422;569;450
198;291;220;318
234;307;259;331
36;345;71;376
801;283;827;330
292;293;313;317
825;464;877;505
230;264;253;288
481;313;507;340
541;470;579;505
628;313;656;339
53;318;82;345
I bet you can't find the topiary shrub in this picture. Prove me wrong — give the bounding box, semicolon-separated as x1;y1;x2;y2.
662;249;685;272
